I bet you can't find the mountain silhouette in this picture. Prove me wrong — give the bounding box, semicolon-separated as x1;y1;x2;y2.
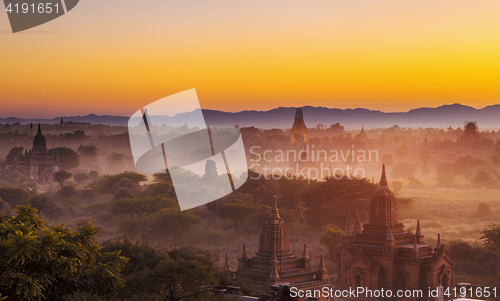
1;103;499;129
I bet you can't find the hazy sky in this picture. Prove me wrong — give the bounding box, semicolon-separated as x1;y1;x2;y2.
1;0;499;118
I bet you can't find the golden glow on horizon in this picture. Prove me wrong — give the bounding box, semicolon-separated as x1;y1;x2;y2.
0;0;499;117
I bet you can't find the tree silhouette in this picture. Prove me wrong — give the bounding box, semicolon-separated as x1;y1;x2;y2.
77;144;98;160
73;172;91;186
303;176;376;229
50;147;80;170
5;146;24;161
320;228;344;258
108;152;126;173
219;200;257;232
29;193;51;218
53;170;72;187
0;205;127;300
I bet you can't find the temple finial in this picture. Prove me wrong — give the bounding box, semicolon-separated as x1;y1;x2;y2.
223;254;230;271
302;243;309;259
241;244;248;258
379;164;388;188
437;233;441;248
318;254;326;271
37;123;41;134
270;195;280;218
416;220;422;236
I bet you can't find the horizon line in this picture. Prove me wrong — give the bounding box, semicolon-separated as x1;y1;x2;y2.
1;102;499;120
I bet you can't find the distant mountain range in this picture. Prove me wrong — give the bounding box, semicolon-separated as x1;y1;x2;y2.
2;103;500;129
0;114;129;127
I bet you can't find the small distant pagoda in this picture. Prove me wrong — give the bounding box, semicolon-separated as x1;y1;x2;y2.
235;196;330;294
458;121;480;146
289;108;308;144
58;117;65;127
422;133;429;144
355;126;368;139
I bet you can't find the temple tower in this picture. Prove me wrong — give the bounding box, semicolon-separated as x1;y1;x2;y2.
289;108;308;144
356;126;368;139
236;196;330;294
337;165;454;295
3;124;61;184
33;124;47;153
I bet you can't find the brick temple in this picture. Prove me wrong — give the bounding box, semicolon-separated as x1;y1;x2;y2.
236;196;330;294
337;165;454;295
3;124;61;184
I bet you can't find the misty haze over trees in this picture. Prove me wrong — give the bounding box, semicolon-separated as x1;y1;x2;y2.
1;119;500;299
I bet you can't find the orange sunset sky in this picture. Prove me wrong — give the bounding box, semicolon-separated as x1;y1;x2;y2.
1;0;500;118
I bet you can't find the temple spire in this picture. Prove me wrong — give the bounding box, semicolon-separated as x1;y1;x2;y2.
269;195;280;218
256;195;293;259
379;164;388;188
223;254;231;271
416;220;421;236
369;164;399;225
289;108;309;144
415;220;424;244
413;236;418;253
241;244;248;259
318;254;326;271
37;123;41;134
436;233;441;248
302;243;309;259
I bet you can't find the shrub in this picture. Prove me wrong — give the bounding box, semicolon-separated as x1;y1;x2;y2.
58;185;78;199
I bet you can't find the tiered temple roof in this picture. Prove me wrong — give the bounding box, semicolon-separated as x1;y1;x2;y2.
235;196;329;292
289;108;308;144
338;165;454;292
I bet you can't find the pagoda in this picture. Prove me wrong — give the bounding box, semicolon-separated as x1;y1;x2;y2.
337;165;454;294
3;124;61;184
289;108;308;144
236;196;330;293
355;126;368;139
